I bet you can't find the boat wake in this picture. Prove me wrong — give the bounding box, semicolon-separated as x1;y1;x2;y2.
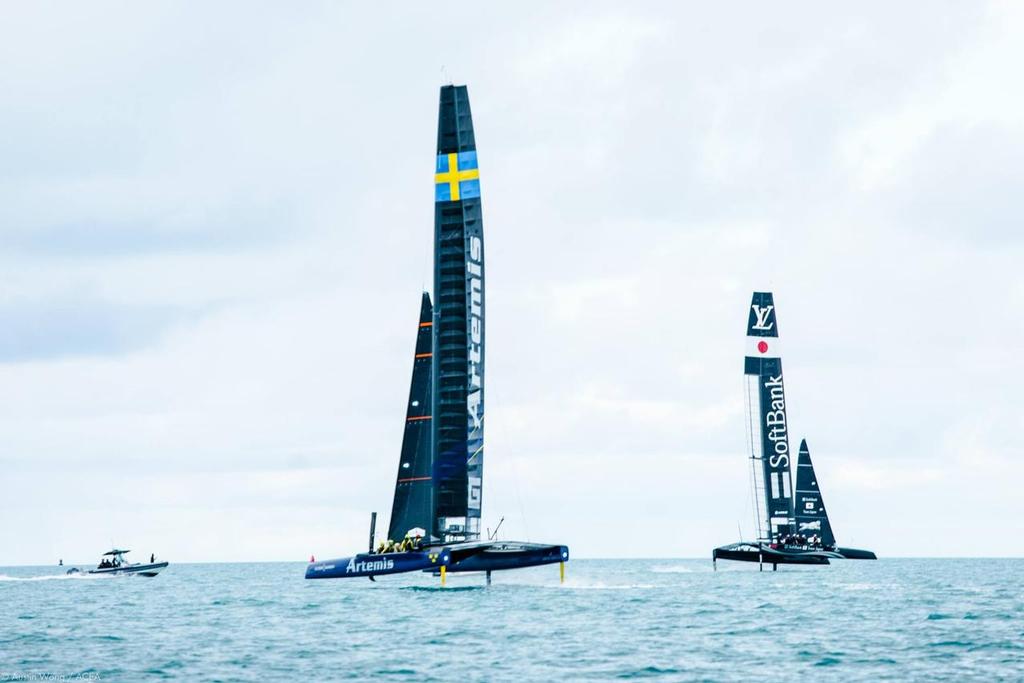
402;585;483;593
649;565;694;573
0;572;103;582
553;581;656;590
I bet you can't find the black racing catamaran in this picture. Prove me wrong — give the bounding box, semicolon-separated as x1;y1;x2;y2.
712;292;875;569
306;85;568;584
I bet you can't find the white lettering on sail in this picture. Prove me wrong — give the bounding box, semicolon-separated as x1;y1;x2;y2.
467;236;483;432
763;374;789;469
751;304;775;331
799;521;821;531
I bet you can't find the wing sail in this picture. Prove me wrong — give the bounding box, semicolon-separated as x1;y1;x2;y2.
431;84;485;542
743;291;796;541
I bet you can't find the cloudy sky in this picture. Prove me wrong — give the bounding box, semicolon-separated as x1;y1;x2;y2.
2;2;1022;564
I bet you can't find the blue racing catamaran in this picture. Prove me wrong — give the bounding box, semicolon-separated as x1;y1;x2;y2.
712;292;876;569
307;85;568;584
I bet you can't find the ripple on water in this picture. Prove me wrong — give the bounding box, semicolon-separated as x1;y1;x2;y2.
967;641;1023;652
814;657;842;667
1;559;1021;680
616;665;683;678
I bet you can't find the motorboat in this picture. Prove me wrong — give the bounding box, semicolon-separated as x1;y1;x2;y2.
84;549;168;576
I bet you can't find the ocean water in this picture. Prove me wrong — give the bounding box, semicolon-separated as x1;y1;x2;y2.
1;559;1021;681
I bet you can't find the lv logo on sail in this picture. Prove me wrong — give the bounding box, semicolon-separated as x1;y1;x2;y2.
751;304;775;331
435;151;480;202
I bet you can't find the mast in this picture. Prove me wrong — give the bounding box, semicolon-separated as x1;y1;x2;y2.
743;292;796;541
387;293;435;542
431;85;484;543
794;439;836;547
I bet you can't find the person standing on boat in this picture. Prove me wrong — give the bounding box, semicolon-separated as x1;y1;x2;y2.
150;553;155;563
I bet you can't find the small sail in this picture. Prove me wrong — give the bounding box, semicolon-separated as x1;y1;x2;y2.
432;84;485;542
387;293;435;542
743;291;796;541
794;439;836;547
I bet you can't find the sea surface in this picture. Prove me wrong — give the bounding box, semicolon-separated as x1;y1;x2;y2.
1;559;1021;681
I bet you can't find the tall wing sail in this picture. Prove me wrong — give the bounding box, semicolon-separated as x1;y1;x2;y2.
744;291;796;541
431;84;484;542
387;293;435;542
794;439;836;547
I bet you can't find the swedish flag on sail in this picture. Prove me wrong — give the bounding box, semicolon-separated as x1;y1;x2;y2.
435;151;480;202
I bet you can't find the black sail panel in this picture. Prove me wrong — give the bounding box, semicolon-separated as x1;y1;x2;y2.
744;291;796;541
794;439;836;547
387;293;435;542
431;84;484;542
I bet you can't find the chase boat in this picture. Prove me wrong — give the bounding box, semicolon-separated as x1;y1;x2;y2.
307;85;568;584
82;549;169;577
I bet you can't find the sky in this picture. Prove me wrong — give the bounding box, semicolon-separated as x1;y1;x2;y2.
2;2;1023;564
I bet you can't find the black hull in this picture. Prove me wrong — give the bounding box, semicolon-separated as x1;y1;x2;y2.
713;543;832;566
836;546;877;560
441;541;568;573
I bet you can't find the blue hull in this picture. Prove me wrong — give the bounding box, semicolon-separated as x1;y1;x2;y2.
443;542;569;573
305;550;449;579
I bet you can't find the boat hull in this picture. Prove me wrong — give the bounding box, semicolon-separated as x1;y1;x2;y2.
441;541;569;573
835;546;877;560
713;543;833;566
87;562;169;577
305;550;449;579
